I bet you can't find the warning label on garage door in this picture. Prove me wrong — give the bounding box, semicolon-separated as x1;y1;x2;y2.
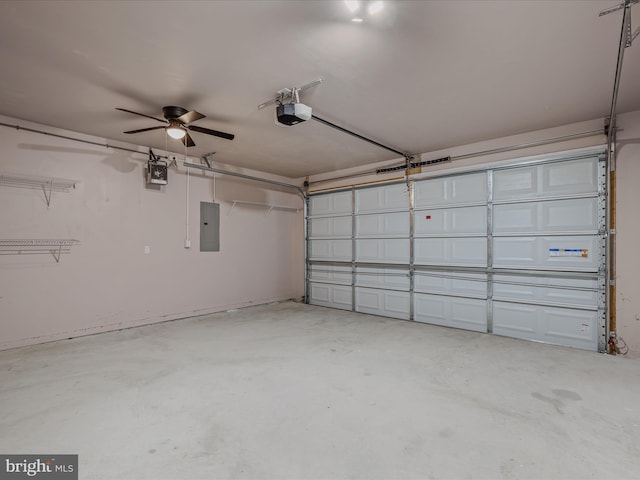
549;248;588;257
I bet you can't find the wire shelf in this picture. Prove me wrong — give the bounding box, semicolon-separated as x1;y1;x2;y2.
0;239;80;263
0;172;79;206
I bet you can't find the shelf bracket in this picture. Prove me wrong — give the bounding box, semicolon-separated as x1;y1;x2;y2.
51;243;63;263
42;179;53;207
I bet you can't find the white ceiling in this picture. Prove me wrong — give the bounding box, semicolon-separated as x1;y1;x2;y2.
0;0;638;178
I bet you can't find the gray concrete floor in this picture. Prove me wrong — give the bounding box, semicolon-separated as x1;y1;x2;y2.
1;301;639;480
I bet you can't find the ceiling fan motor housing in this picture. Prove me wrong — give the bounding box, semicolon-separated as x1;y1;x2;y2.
162;106;189;120
276;103;312;125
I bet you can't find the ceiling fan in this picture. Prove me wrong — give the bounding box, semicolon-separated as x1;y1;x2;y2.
115;106;235;147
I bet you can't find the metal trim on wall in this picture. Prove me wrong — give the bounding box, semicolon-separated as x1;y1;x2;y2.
304;196;310;303
184;162;305;197
598;154;610;352
351;187;357;311
408;179;415;321
487;170;494;334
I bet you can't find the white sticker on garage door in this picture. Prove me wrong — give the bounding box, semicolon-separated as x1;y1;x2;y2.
549;248;589;257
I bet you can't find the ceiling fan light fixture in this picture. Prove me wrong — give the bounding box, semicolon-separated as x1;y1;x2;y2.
166;125;186;139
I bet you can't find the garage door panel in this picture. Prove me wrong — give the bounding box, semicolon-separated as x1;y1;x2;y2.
542;158;598;195
493;236;600;270
493;198;598;234
309;264;352;284
452;300;488;332
356;184;408;212
414;294;487;332
308;239;352;261
414;172;487;207
356;239;409;263
493;166;538;200
355;288;410;319
452;238;488;265
544;198;597;232
493;302;597;350
543;309;598;349
356;267;410;290
493;303;536;335
493;275;599;308
414;271;487;297
493;203;535;231
356;212;408;237
415;237;487;266
414;206;486;235
494;157;598;201
309;283;352;310
309;283;332;304
310;191;352;216
415;178;446;206
309;216;352;237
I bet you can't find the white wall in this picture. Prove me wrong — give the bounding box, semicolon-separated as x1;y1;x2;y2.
615;110;640;357
308;110;640;357
0;115;304;350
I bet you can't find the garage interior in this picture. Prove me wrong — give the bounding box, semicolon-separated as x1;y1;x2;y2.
1;1;640;479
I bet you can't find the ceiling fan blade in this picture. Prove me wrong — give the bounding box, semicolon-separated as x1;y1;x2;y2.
176;110;205;124
188;125;235;141
123;126;166;134
116;108;167;124
181;131;196;147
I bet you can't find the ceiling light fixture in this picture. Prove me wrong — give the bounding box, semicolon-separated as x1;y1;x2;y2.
367;1;384;15
344;0;360;13
166;124;186;140
345;1;384;23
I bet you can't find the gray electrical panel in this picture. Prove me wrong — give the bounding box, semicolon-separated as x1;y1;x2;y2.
200;202;220;252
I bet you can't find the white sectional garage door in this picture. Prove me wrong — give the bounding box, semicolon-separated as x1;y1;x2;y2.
307;148;607;351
